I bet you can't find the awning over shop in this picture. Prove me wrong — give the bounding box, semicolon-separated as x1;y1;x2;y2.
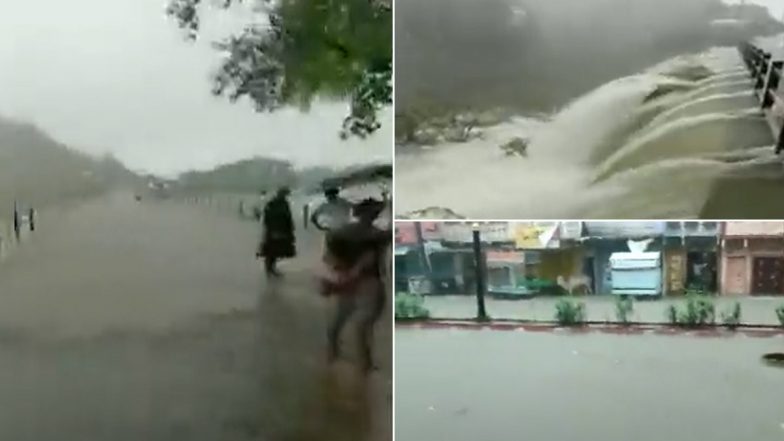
487;250;526;264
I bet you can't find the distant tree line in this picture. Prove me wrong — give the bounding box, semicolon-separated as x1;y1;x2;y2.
174;156;389;194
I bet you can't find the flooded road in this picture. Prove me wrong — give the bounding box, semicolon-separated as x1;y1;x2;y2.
396;328;784;441
0;192;391;441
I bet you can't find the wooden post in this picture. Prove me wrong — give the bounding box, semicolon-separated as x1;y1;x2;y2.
776;123;784;154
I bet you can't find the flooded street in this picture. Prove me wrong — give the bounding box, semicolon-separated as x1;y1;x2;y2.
396;328;784;441
0;192;391;441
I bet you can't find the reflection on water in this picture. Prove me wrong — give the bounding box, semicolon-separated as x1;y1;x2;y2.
396;329;784;441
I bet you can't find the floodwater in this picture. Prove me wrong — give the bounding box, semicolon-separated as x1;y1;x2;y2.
396;328;784;441
395;35;784;219
0;192;391;441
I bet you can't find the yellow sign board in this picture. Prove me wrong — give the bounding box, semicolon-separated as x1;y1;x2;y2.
514;226;544;249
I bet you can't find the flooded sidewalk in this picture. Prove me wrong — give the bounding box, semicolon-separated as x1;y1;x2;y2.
418;294;784;326
0;192;390;441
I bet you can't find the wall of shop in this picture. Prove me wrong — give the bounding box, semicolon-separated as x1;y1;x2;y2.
663;246;687;295
661;236;719;295
724;222;784;237
720;237;784;295
538;247;584;284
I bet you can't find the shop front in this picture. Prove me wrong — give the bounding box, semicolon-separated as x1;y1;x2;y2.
720;237;784;296
719;222;784;296
609;251;662;296
582;222;665;295
662;222;720;295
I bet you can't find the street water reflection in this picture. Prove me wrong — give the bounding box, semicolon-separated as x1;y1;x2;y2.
396;328;784;441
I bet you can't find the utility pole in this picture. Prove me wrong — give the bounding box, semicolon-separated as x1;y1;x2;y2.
414;222;435;293
472;223;489;321
12;201;20;242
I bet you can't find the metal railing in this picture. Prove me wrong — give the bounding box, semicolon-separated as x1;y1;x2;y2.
0;203;36;263
739;42;784;152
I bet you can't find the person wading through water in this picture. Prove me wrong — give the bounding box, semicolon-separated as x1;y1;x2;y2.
257;187;295;277
320;198;390;373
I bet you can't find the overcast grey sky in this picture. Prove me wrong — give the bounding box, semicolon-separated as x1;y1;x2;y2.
0;0;391;176
727;0;784;18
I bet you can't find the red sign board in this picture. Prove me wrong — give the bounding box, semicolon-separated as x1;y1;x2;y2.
395;222;440;245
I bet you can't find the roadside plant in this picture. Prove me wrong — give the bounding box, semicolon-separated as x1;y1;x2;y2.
776;305;784;327
720;302;742;329
668;295;715;327
682;295;715;326
555;297;586;326
685;285;713;297
395;293;431;320
615;295;634;324
666;304;678;325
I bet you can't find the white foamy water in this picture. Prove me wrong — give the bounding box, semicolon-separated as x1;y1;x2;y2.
396;44;783;218
645;91;756;128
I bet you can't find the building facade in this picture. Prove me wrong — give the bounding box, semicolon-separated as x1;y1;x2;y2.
662;221;720;295
581;222;665;294
720;222;784;296
394;221;784;297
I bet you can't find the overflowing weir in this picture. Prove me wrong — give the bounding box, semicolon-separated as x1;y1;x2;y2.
396;39;784;219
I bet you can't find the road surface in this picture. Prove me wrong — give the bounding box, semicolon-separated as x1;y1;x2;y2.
396;328;784;441
0;192;391;441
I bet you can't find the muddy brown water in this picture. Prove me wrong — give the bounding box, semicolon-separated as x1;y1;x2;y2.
0;191;391;441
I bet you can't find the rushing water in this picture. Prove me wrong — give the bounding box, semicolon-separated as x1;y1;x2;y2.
396;36;784;219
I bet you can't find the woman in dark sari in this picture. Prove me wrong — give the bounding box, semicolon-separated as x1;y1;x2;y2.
257;187;296;277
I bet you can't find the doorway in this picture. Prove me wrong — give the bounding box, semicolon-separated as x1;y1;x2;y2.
752;256;784;295
582;257;596;294
686;251;717;293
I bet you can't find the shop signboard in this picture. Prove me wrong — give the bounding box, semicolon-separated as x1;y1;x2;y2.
440;222;512;243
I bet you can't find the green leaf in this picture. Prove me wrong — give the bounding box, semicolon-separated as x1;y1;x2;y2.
167;0;392;138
